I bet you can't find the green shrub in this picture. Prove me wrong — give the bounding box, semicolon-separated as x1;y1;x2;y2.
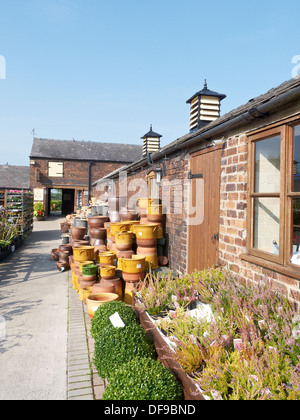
90;301;139;339
102;357;183;400
93;323;156;379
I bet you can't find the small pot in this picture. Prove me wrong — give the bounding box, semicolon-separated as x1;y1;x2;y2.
51;249;60;261
73;246;95;263
80;279;97;288
73;218;88;228
59;251;70;263
98;252;115;266
57;261;70;271
100;277;123;301
121;257;146;274
100;265;116;279
86;293;119;319
119;207;137;222
61;234;70;244
82;274;97;282
59;244;73;255
82;264;98;277
116;250;135;259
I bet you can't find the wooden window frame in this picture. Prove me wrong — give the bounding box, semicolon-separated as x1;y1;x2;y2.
241;116;300;279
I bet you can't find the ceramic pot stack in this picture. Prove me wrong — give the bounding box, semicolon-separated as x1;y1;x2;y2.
81;263;98;289
88;216;109;252
147;204;164;240
93;265;123;301
133;224;159;270
121;257;146;305
57;250;70;271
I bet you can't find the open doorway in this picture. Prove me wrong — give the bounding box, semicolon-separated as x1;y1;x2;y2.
49;189;63;216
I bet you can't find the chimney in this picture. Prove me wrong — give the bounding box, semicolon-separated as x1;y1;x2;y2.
186;80;226;132
142;125;162;156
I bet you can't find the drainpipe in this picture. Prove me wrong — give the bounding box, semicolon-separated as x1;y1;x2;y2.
151;82;300;161
88;162;96;202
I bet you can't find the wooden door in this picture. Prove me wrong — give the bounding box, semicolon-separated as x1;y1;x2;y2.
188;146;222;273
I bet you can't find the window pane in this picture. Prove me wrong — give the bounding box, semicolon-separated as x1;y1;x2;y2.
255;136;281;193
291;198;300;265
292;125;300;192
253;197;280;254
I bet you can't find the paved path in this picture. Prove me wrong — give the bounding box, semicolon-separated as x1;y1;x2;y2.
0;216;106;400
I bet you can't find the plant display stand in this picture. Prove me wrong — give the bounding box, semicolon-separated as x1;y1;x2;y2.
6;190;34;240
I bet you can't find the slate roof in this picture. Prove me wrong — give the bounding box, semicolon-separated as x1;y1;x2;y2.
30;138;143;163
0;165;30;189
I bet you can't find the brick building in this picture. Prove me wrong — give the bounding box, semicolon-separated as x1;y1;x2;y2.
94;78;300;311
29;138;142;215
0;165;31;207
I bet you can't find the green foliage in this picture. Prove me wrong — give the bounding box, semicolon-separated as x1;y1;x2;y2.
102;357;183;401
90;301;138;339
0;210;20;248
93;323;156;379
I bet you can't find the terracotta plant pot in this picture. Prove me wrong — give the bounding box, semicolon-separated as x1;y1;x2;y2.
121;257;146;274
119;207;137;222
82;274;97;282
92;283;116;295
115;230;133;251
71;226;87;240
79;286;93;303
80;279;97;288
88;216;109;229
89;227;107;240
59;251;70;263
51;249;60;261
122;271;145;283
158;256;168;266
82;264;98;277
117;250;135;259
100;277;123;301
57;261;70;271
73;246;95;263
97;252;115;266
72;240;90;248
132;224;158;246
110;222;128;237
86;293;119;319
59;244;73;255
100;265;116;279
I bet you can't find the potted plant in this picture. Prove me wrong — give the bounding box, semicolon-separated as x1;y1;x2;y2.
33;202;45;220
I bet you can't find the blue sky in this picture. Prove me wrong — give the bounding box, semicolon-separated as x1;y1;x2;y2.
0;0;299;165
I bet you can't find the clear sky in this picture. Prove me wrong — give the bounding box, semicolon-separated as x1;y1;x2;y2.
0;0;299;166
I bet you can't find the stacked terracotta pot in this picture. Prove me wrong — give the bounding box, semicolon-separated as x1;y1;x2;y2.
88;216;109;253
115;230;135;260
121;256;146;305
57;243;73;271
92;264;123;301
134;224;159;270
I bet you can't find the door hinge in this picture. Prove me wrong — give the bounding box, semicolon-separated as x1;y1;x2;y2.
188;170;203;179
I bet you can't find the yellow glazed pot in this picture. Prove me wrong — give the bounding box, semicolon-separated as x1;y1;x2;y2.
110;222;128;237
86;293;119;319
132;224;158;239
147;204;163;215
98;252;115;266
121;257;146;274
100;265;116;279
73;247;95;263
115;231;133;250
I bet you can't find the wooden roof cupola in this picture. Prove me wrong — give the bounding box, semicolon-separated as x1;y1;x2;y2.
141;125;162;157
186;80;226;132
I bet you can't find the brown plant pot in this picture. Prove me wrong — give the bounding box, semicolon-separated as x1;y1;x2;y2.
51;249;60;261
117;250;135;259
82;274;97;282
136;238;158;247
57;261;70;271
92;283;116;295
59;244;73;255
71;226;87;240
90;227;107;240
122;271;145;283
88;216;109;229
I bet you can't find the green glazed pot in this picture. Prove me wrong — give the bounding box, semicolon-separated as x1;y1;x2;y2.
82;264;98;276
